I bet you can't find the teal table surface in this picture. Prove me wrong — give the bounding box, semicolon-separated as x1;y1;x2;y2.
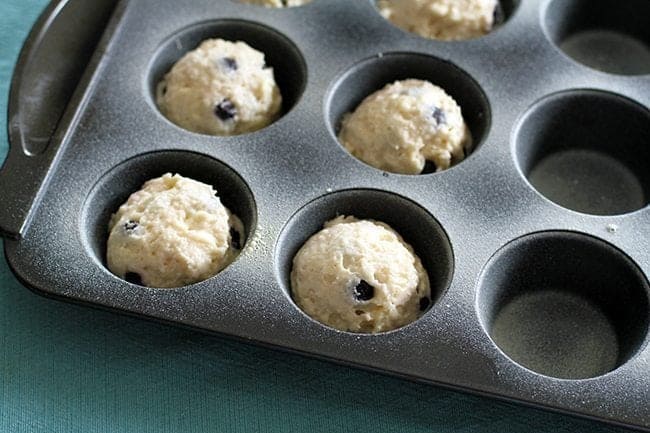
0;2;633;432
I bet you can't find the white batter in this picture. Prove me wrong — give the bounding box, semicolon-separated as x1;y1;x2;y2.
291;216;431;333
339;79;472;175
107;174;244;288
378;0;498;41
239;0;312;7
157;39;282;135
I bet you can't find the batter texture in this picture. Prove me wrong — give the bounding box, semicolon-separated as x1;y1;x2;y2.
239;0;312;7
339;79;472;175
107;174;244;288
291;216;431;333
157;39;282;135
378;0;498;41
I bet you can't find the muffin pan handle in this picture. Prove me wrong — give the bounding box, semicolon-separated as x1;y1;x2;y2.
0;0;117;239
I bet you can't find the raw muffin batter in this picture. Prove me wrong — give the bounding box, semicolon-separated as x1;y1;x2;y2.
239;0;312;7
157;39;282;135
338;79;472;175
107;173;244;288
291;216;431;333
378;0;498;41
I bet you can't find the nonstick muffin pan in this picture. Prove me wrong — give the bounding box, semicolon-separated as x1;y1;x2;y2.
2;0;650;429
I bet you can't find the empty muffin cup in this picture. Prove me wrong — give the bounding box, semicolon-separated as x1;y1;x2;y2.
544;0;650;75
515;90;650;216
477;232;649;379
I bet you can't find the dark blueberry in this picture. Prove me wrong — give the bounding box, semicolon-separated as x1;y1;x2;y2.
432;107;447;126
422;160;437;174
493;3;504;25
353;280;375;301
214;99;237;121
419;297;430;311
229;227;241;250
125;272;143;286
220;57;238;71
123;220;139;232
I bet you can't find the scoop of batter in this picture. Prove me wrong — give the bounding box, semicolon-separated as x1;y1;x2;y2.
107;173;244;288
291;216;431;333
338;79;472;175
157;39;282;135
239;0;312;7
378;0;498;41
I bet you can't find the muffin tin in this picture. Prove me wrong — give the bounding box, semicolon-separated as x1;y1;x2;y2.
2;0;649;429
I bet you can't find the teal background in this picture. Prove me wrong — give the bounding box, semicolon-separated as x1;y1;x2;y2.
0;1;633;432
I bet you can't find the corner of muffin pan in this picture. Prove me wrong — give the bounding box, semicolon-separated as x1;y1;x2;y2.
274;188;454;334
146;18;308;135
80;150;257;288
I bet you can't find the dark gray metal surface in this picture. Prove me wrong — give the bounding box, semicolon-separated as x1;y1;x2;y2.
0;0;118;239
2;0;650;430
